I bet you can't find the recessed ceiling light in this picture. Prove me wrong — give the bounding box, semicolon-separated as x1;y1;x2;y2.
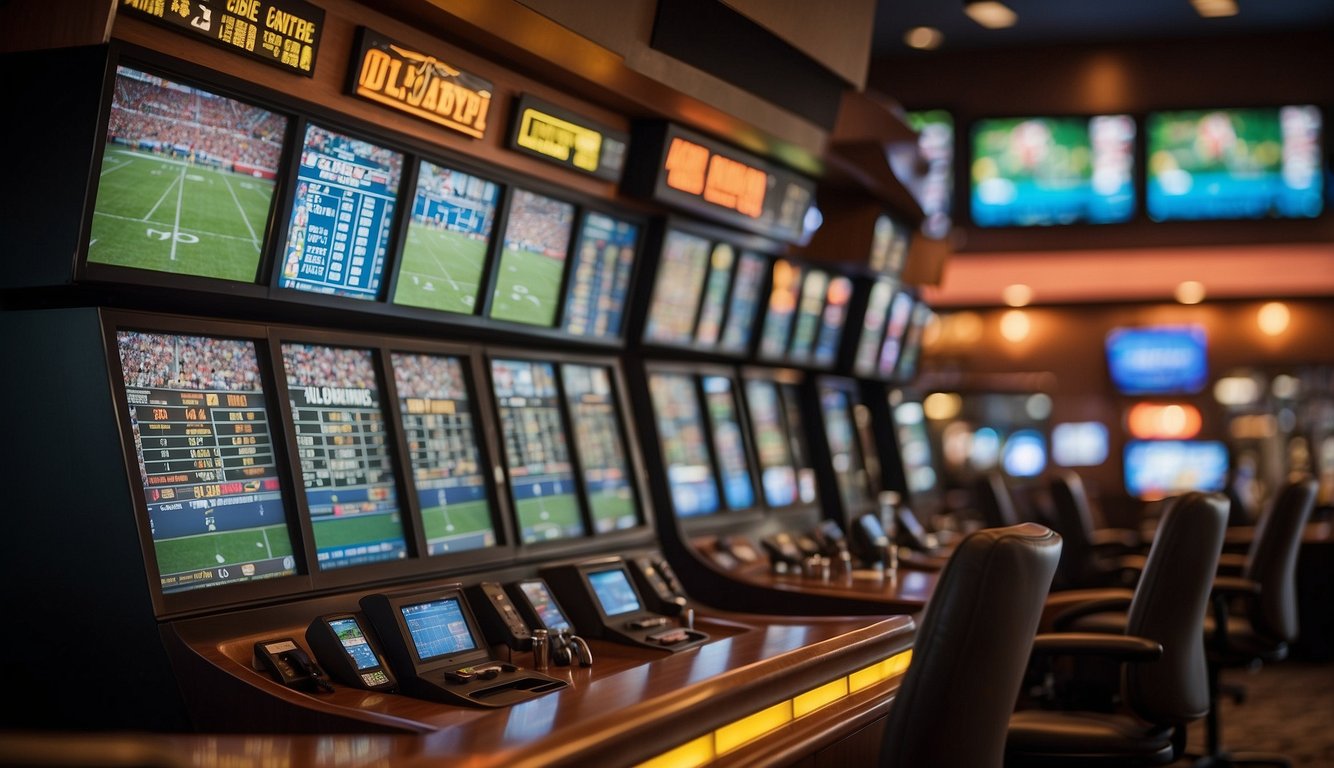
904;26;944;50
1001;283;1032;307
1191;0;1238;18
1175;280;1206;304
964;0;1017;29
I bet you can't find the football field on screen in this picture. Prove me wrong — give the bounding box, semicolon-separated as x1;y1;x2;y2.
154;524;294;576
87;147;274;282
489;247;567;325
393;224;487;314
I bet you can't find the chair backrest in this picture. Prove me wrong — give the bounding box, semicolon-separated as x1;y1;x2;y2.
1048;471;1095;584
1121;492;1228;725
974;470;1020;528
1242;476;1318;642
880;523;1061;768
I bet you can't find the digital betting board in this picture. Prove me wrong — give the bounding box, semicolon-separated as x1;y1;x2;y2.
693;243;735;346
821;387;871;512
281;343;407;569
116;331;296;594
561;212;639;340
853;279;893;377
490;359;584;543
648;372;720;517
701;375;755;510
878;291;914;380
88;66;288;283
391;352;495;555
787;269;828;364
813;276;852;368
279;123;403;300
562;364;639;533
393;160;500;315
742;378;797;507
717;250;766;355
779;382;818;504
488;189;576;327
643;229;711;345
757;260;801;360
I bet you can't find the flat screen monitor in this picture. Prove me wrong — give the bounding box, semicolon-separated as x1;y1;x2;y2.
561;364;640;533
787;269;828;363
878;291;914;379
643;229;711;344
743;378;798;507
1052;421;1110;467
488;189;575;326
587;567;642;617
390;352;495;555
701;375;756;510
779;382;818;504
717;251;767;354
400;595;480;662
1124;440;1228;500
515;579;572;632
1147;105;1323;221
490;359;584;543
757;260;802;360
279;123;403;299
561;212;639;340
648;371;720;517
693;243;736;346
281;343;407;569
1002;429;1048;478
853;279;894;377
821;386;872;512
115;331;297;594
813;275;853;368
894;301;931;382
907;109;955;238
89;66;288;283
1105;324;1208;395
392;160;500;315
893;399;938;498
970;114;1136;227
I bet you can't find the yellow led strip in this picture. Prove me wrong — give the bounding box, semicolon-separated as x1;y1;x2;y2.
634;650;912;768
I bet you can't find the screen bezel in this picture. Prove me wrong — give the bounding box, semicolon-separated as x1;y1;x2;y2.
482;186;579;329
558;209;644;341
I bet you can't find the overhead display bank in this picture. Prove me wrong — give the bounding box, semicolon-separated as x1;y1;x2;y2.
624;122;817;244
119;0;324;76
506;94;628;182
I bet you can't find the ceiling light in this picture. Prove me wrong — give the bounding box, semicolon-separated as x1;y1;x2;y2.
1257;302;1290;336
964;0;1017;29
1000;309;1030;342
1001;283;1032;307
1191;0;1238;18
904;26;944;50
1174;280;1206;304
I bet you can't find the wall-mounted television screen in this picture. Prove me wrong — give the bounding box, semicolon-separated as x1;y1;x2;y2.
488;189;575;326
561;364;640;533
279;123;403;299
116;331;297;594
561;212;639;340
490;359;584;543
877;291;914;379
820;386;871;512
701;374;756;510
1147;105;1323;221
1106;324;1208;395
643;229;711;345
757;260;802;359
970;114;1136;227
779;382;819;504
392;161;500;315
1124;440;1228;500
693;243;736;346
1002;429;1048;478
390;352;495;555
813;276;853;369
89;66;288;283
894;301;931;383
1052;421;1110;467
648;372;719;517
893;399;938;498
906;109;955;239
280;343;407;570
717;251;767;355
743;378;797;507
787;269;828;363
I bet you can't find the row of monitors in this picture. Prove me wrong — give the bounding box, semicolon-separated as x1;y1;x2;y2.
908;106;1325;228
107;314;648;614
85;62;639;341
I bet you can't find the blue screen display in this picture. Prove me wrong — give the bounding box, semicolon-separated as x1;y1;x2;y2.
401;597;478;661
970;115;1136;227
1106;325;1208;395
1124;440;1228;500
588;568;641;616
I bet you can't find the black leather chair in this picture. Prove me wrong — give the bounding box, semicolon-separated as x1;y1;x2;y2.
879;523;1062;768
1195;476;1318;767
1047;471;1143;590
974;470;1022;529
1005;491;1229;767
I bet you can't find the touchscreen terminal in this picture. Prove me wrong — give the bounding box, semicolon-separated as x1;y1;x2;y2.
401;596;480;662
515;579;573;632
587;568;642;617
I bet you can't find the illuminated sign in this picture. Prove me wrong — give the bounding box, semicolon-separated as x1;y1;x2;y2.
349;27;492;139
625;122;816;244
507;94;627;182
120;0;323;77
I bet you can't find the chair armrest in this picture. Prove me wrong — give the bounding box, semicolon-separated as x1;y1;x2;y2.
1031;632;1163;661
1048;589;1136;632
